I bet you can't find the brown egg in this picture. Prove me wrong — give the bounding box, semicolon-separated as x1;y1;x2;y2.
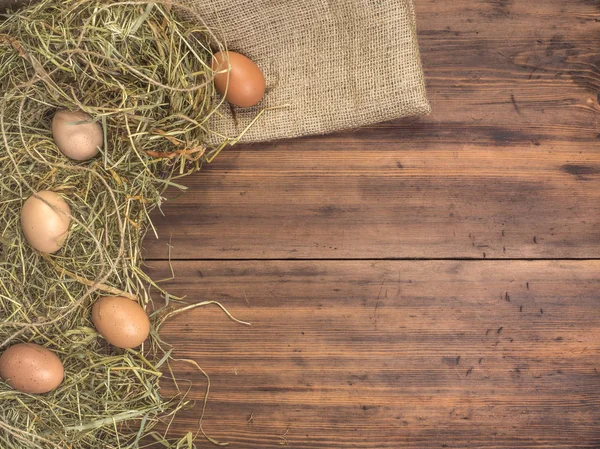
211;51;265;108
92;296;150;349
20;190;71;254
52;109;103;161
0;343;64;394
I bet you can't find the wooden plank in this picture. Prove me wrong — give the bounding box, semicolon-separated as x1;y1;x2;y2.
147;260;600;448
143;0;600;260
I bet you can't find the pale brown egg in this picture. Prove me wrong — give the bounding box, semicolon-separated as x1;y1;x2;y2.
0;343;64;394
92;296;150;349
52;109;103;161
211;51;266;108
20;190;71;254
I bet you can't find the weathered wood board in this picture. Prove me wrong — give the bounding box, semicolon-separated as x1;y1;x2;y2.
143;1;600;447
148;260;600;448
143;0;600;260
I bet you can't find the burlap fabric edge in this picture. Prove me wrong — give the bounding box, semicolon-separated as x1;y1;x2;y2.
179;0;430;145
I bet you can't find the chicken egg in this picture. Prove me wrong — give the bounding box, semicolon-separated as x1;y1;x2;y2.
0;343;64;394
211;51;265;108
52;109;103;161
20;190;71;254
92;296;151;349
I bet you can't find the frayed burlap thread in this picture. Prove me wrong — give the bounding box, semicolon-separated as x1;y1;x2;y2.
180;0;430;144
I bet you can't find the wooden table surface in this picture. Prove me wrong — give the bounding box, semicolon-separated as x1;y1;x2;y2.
144;1;600;447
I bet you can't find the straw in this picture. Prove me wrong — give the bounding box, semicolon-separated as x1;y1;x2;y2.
0;1;244;447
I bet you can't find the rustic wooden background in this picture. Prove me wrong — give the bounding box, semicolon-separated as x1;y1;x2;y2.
144;0;600;447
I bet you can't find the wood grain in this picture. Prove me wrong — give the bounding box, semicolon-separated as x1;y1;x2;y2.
2;0;599;447
143;0;600;260
147;260;600;448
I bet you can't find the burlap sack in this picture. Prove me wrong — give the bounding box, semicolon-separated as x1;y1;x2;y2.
180;0;430;144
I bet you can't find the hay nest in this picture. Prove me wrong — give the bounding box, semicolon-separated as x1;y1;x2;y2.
0;0;244;447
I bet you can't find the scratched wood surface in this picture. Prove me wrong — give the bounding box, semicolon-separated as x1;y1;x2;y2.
139;0;600;447
147;260;600;448
143;0;600;261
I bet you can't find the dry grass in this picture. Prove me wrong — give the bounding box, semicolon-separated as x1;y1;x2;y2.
0;1;242;447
